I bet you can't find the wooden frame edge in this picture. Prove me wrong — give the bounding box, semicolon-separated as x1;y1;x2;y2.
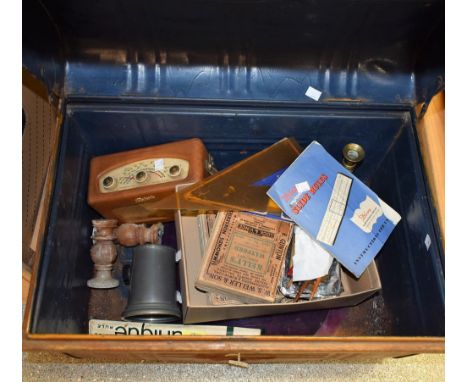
23;334;444;355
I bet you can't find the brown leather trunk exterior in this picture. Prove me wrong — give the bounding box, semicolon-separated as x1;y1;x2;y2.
22;332;444;362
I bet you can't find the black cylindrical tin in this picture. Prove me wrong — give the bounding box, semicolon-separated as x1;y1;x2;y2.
122;244;181;323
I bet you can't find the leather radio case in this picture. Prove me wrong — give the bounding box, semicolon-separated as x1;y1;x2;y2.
88;138;210;223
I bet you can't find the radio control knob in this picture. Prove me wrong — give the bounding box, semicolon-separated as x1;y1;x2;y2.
102;176;116;190
168;165;181;177
135;170;148;183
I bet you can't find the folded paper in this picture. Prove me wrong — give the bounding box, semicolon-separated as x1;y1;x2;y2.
292;226;334;282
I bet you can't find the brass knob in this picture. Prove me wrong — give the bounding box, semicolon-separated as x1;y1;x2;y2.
342;143;365;172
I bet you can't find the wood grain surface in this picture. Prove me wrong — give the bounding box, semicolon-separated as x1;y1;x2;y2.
417;92;445;243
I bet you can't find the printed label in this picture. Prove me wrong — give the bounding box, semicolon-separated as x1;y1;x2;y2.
305;86;322;101
351;196;383;233
317;173;353;245
295;181;310;194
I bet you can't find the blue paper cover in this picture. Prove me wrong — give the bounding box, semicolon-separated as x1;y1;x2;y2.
267;141;401;278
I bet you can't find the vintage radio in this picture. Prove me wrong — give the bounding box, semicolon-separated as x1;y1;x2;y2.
87;138;214;223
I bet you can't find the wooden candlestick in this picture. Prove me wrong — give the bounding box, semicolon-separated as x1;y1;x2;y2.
87;221;164;289
87;219;119;289
115;223;164;247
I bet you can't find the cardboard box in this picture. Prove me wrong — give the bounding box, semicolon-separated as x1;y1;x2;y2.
175;209;382;324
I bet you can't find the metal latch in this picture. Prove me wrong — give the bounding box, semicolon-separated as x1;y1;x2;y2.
226;353;249;368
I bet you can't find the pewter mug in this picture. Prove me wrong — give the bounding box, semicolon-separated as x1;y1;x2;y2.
122;244;181;323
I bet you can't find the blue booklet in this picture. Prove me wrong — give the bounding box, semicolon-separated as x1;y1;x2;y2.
267;141;401;278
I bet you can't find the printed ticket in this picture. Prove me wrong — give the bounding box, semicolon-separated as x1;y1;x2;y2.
196;211;294;303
